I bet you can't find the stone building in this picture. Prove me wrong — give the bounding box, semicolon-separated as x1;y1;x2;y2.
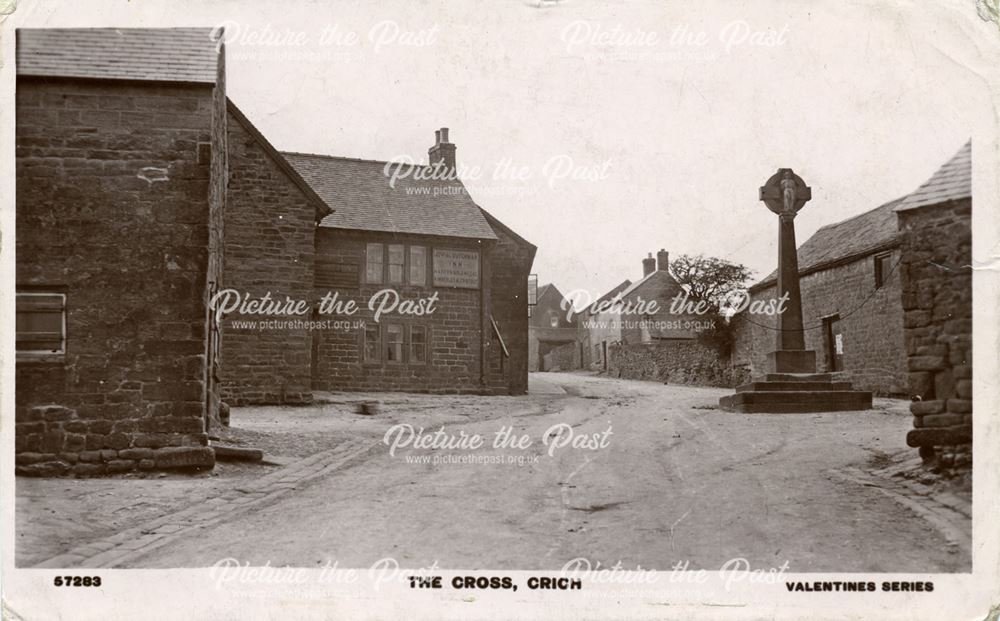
14;28;537;480
528;284;583;372
15;28;224;474
579;279;631;371
896;141;972;468
730;196;909;396
581;251;735;386
276;129;536;395
217;101;331;406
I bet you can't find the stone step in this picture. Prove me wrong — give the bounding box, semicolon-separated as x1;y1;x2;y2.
719;390;872;413
722;401;873;413
736;381;854;393
763;373;833;382
212;445;264;462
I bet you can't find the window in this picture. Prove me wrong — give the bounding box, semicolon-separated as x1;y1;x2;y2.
386;324;403;363
16;292;66;355
409;246;427;286
388;244;405;284
366;243;384;284
363;323;381;362
410;325;427;363
874;252;892;289
549;314;559;328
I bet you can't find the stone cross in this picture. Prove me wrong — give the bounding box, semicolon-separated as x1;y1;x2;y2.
759;168;816;373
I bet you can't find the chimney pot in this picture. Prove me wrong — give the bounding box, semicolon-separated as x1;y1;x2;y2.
657;249;669;272
642;253;656;277
428;127;457;174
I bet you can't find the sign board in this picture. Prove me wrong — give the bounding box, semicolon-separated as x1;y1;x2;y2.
527;274;538;306
433;249;480;288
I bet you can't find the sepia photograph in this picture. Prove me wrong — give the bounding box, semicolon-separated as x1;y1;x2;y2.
2;1;998;619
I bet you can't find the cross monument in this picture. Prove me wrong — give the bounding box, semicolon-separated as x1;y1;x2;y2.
759;168;817;374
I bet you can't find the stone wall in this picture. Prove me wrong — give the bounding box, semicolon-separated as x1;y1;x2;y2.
609;340;751;388
312;229;488;394
898;198;972;469
542;340;580;372
205;46;228;428
15;78;220;475
732;249;907;395
219;105;317;405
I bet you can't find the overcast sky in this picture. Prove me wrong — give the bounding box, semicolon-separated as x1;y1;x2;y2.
10;0;997;299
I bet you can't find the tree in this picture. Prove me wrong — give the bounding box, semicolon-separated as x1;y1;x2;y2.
669;254;754;356
669;254;754;308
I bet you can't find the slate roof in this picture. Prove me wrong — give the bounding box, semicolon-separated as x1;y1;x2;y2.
753;196;906;290
16;28;219;83
575;279;631;319
896;140;972;211
618;268;679;301
536;283;555;303
282;152;498;240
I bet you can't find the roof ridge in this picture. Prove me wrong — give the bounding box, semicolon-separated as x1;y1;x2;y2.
282;150;431;169
812;195;908;232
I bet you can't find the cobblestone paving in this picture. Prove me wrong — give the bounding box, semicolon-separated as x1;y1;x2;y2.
32;439;378;568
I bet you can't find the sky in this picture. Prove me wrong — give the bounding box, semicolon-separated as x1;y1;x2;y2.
9;0;998;300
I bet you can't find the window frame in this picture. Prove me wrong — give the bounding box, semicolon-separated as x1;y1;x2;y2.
385;323;404;365
409;324;428;365
387;244;406;285
366;241;436;286
16;291;67;357
362;321;382;364
873;251;892;289
409;245;427;286
365;243;385;285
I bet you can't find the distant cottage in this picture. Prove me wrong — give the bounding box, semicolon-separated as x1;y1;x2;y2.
528;284;582;372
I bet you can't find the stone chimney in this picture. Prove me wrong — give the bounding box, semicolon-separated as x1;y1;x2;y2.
428;127;456;175
642;252;656;277
657;249;669;272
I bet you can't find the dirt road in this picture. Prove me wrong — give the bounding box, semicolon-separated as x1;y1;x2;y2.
92;373;967;572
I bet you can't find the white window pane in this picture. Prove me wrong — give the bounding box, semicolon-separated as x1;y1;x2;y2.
409;247;426;285
366;244;384;283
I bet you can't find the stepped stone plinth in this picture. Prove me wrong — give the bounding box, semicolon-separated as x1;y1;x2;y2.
719;373;873;413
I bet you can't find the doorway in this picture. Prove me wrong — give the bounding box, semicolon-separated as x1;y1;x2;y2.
823;315;843;372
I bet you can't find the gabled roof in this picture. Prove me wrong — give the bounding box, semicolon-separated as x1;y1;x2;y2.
226;99;332;220
282;152;498;240
536;283;559;304
753;196;906;290
478;206;537;252
575;279;631;322
596;279;633;304
578;279;632;318
618;269;679;301
16;28;220;84
896;140;972;212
